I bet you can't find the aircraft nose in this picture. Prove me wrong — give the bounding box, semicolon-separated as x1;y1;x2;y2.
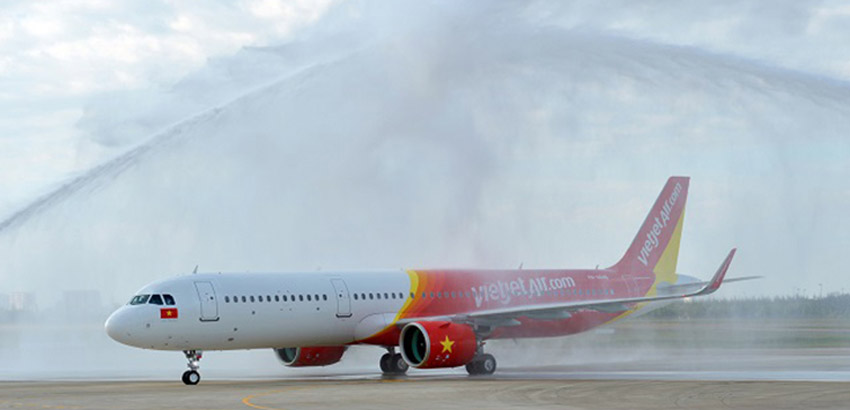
105;307;134;345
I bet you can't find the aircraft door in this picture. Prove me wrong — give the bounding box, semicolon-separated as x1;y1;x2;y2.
330;278;352;318
194;281;219;321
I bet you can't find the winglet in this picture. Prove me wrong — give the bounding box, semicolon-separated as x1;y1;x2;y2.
696;248;736;296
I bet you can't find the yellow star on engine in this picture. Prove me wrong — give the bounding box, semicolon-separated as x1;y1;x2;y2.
440;335;454;354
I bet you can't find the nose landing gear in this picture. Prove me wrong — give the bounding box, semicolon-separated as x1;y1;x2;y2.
182;350;202;385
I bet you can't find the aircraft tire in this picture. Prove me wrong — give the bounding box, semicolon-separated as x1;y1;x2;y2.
480;354;497;375
379;353;392;373
182;370;200;385
390;353;409;374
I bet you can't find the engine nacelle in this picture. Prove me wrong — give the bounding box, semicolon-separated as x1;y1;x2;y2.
399;321;477;368
274;346;346;367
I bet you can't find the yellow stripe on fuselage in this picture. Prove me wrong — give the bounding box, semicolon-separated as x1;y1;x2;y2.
392;270;420;324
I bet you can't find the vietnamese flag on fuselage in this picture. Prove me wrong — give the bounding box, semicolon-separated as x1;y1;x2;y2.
161;308;178;319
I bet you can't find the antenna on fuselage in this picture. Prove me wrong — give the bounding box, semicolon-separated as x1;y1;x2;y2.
518;262;524;270
192;265;198;274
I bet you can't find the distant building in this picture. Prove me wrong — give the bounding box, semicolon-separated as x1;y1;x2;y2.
9;292;37;312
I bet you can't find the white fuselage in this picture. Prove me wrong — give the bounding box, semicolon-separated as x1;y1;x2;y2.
106;272;411;350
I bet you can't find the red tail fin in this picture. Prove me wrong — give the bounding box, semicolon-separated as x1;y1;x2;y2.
612;176;689;281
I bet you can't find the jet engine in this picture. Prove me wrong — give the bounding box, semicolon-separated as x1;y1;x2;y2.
274;346;347;367
399;321;477;368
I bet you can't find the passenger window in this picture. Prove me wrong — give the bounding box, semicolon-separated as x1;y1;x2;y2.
275;295;279;302
410;292;415;299
361;293;366;300
390;293;395;299
382;293;387;299
436;292;441;299
376;293;381;300
430;292;435;298
266;295;271;302
250;296;255;302
148;294;164;305
299;295;304;302
282;295;288;302
315;294;319;301
354;293;359;300
369;293;374;300
323;294;328;301
241;296;247;302
422;292;426;299
307;295;312;301
224;296;230;303
233;296;238;303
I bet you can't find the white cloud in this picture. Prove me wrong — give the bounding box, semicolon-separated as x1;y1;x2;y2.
0;0;336;215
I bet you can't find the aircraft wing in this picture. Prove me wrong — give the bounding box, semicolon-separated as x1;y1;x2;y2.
398;248;737;328
656;274;760;295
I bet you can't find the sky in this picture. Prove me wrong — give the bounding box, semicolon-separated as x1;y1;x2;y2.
0;0;334;216
2;0;850;306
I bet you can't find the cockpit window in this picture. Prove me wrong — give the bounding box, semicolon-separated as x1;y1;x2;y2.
129;295;150;305
163;294;175;305
149;294;164;305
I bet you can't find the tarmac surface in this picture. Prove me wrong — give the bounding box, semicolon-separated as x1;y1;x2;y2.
3;319;850;409
2;376;849;410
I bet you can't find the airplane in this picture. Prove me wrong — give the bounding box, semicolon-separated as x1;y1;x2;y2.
105;176;747;385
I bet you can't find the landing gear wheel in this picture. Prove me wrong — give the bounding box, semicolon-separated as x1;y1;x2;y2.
381;353;409;374
182;350;203;385
466;354;496;376
480;354;497;375
390;353;409;374
380;353;392;373
182;370;200;385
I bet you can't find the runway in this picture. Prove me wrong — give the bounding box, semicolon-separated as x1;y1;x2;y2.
3;319;850;408
2;377;849;410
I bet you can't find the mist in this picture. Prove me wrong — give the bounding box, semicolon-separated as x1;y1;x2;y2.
2;0;849;378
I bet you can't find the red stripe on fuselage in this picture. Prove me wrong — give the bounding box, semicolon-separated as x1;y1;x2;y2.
356;269;653;346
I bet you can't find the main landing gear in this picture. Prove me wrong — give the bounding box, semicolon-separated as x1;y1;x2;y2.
182;350;202;385
465;353;496;376
380;347;409;375
466;341;496;376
